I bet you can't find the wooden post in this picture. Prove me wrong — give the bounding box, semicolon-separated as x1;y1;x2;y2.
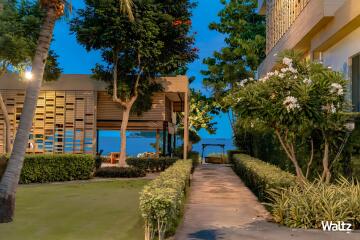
162;122;167;156
183;91;189;160
155;129;160;156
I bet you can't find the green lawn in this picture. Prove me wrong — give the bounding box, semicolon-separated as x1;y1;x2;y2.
0;180;149;240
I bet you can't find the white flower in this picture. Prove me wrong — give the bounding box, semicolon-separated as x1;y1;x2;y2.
288;66;298;73
259;76;269;82
283;96;300;112
330;83;344;96
274;70;279;76
283;57;293;67
281;68;288;73
249;77;254;81
250;122;254;128
279;73;285;79
322;104;337;113
293;75;298;79
303;78;312;85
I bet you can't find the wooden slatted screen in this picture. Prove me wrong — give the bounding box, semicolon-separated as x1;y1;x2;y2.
0;90;96;155
266;0;311;54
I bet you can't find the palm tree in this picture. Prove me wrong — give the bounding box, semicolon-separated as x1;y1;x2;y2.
0;0;134;223
0;0;66;223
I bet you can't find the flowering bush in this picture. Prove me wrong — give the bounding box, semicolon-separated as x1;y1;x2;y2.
139;160;192;240
225;51;349;182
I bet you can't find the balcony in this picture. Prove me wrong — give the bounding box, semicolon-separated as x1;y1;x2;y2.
258;0;347;76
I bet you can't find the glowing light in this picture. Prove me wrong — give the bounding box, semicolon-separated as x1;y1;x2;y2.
24;71;33;80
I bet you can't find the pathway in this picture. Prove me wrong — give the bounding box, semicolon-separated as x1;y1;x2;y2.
175;164;360;240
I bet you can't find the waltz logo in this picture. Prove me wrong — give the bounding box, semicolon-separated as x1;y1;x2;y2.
321;221;352;232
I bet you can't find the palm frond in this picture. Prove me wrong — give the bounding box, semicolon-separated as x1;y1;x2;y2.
119;0;134;21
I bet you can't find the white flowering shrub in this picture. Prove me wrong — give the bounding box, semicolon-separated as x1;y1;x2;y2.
225;51;349;182
139;160;192;240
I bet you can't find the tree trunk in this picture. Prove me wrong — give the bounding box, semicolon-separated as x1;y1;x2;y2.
0;93;11;153
155;129;160;157
321;139;331;184
274;130;305;182
305;139;314;179
0;8;57;223
118;99;136;167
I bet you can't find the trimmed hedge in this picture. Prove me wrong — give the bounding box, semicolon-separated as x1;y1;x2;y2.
140;160;192;240
232;154;296;201
95;167;145;178
1;154;95;184
126;157;178;172
227;150;245;163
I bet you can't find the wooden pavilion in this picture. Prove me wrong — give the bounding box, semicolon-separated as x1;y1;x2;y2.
0;74;189;159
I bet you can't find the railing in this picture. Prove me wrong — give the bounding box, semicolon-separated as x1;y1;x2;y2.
266;0;311;54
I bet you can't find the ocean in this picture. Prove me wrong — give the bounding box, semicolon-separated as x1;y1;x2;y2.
97;135;235;157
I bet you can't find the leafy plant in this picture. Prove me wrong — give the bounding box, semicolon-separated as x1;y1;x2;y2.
139;160;192;240
95;167;145;178
227;52;350;182
268;178;360;229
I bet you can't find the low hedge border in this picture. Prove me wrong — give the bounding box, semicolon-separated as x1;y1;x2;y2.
95;167;145;178
1;154;95;184
126;157;178;172
232;154;296;202
140;159;192;240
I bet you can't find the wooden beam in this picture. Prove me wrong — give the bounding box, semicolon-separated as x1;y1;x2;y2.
183;91;189;160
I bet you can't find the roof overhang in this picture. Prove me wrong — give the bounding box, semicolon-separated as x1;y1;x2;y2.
0;74;189;93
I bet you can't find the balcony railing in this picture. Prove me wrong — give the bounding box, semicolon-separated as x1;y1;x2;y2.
266;0;311;54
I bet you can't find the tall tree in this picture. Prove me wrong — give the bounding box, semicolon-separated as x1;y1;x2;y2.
71;0;197;166
0;0;66;223
201;0;265;131
0;1;61;153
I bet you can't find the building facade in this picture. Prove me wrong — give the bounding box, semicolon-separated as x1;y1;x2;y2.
0;74;189;156
258;0;360;110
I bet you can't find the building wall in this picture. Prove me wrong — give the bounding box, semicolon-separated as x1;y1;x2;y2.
322;26;360;75
0;90;97;155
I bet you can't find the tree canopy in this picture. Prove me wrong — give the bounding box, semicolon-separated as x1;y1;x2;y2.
70;0;197;113
0;0;61;80
201;0;265;127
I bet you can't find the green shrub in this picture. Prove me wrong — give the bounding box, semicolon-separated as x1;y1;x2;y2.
95;167;145;178
232;154;296;201
126;157;178;172
268;178;360;229
17;154;94;184
140;160;192;240
227;150;245;163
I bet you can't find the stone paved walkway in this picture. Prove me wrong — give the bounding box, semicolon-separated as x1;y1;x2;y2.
174;164;360;240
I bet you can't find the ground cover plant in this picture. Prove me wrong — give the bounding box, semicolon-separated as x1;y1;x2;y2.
140;160;192;240
0;180;148;240
268;178;360;229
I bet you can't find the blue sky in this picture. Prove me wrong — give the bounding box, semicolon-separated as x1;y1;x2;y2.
51;0;232;139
